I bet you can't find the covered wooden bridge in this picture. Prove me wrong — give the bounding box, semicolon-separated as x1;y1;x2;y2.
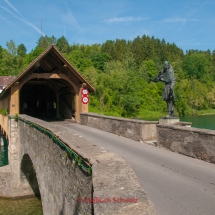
0;45;95;122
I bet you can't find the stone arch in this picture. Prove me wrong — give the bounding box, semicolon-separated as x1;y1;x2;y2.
20;154;41;200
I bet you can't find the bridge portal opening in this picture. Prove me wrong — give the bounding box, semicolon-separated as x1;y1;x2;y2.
20;78;75;120
21;154;41;200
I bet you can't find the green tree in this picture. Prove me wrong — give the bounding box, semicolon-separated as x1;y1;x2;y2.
37;35;56;49
0;46;3;61
6;40;16;56
65;50;93;72
101;40;115;59
91;52;111;71
24;46;44;65
182;53;213;82
56;36;70;53
139;60;157;82
17;43;27;57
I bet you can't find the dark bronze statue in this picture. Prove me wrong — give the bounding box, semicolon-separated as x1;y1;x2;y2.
153;61;176;118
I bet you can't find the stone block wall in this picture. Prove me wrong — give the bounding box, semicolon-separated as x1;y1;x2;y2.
8;118;23;197
0;118;24;198
80;113;158;141
0;165;12;197
157;124;215;163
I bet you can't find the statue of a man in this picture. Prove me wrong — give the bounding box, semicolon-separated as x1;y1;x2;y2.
153;61;176;118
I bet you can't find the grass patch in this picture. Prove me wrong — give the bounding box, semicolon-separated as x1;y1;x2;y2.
196;109;215;115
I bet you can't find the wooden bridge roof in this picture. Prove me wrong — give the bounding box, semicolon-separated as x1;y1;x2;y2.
0;45;95;96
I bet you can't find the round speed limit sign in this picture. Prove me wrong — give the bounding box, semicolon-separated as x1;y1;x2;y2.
82;88;89;95
82;96;89;104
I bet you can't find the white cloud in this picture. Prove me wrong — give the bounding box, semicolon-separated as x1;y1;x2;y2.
104;16;149;23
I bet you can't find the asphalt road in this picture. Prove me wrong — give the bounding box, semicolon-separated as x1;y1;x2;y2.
54;121;215;215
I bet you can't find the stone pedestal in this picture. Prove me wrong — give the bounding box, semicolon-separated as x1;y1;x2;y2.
159;117;179;125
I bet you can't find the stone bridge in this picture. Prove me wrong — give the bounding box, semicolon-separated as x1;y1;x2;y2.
0;115;157;215
0;44;158;215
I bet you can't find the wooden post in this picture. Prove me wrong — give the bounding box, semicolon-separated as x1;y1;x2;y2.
81;83;89;113
75;86;81;122
56;93;60;118
10;82;19;115
75;83;89;122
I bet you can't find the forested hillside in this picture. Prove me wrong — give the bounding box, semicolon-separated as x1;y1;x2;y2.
1;35;215;118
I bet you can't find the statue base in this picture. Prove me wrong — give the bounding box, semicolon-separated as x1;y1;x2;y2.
159;116;179;125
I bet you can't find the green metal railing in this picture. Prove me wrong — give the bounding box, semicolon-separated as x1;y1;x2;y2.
16;116;92;174
0;136;8;167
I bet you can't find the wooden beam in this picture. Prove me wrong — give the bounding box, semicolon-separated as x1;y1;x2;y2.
20;73;78;93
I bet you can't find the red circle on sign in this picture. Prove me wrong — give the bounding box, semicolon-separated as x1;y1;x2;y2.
82;88;89;95
82;96;89;104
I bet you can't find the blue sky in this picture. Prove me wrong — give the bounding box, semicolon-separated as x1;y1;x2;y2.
0;0;215;53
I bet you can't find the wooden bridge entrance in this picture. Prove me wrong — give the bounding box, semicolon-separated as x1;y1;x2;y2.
0;45;95;122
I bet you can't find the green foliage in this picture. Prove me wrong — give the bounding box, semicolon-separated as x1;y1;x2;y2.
56;36;70;53
17;43;27;57
182;52;213;81
25;46;43;65
139;60;158;82
0;109;8;116
64;50;93;72
1;35;215;118
91;52;111;71
6;40;16;56
14;113;18;121
0;46;3;59
82;66;97;86
37;35;56;50
174;91;187;116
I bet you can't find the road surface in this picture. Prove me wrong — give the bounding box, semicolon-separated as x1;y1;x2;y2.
54;121;215;215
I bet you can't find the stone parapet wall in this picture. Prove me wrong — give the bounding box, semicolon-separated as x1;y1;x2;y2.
80;113;158;141
157;124;215;163
92;152;158;215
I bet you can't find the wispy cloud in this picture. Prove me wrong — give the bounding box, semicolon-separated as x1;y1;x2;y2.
187;0;211;18
62;10;82;31
1;0;42;35
104;16;149;23
159;17;201;24
160;18;187;23
0;16;15;20
4;0;23;17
